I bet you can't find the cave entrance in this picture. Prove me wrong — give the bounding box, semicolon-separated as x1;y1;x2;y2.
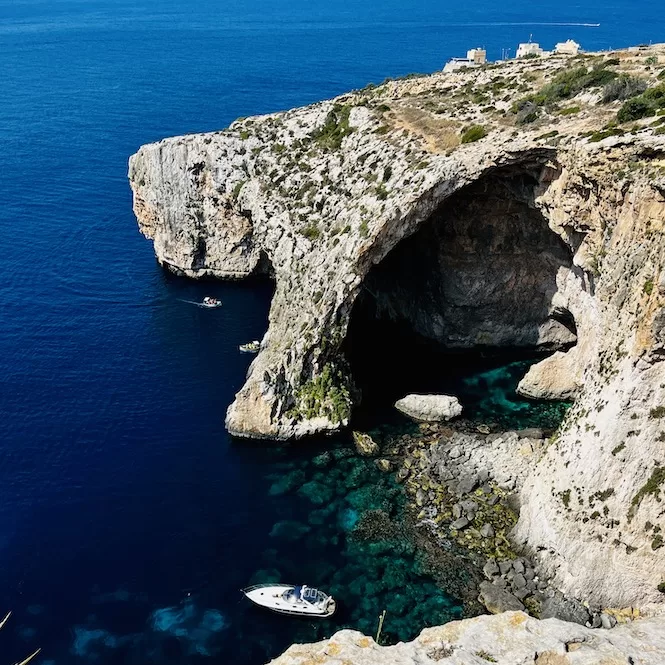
345;163;576;429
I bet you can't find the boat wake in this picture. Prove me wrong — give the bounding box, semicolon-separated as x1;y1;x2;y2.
178;299;221;308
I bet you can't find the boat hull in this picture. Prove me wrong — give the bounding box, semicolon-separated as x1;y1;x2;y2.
242;584;335;617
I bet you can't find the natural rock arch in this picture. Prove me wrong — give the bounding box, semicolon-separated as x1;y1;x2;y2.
344;162;577;412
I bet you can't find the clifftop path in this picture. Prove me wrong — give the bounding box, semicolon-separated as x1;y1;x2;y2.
130;44;665;608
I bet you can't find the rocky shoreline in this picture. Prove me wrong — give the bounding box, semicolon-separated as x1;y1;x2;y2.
362;418;641;630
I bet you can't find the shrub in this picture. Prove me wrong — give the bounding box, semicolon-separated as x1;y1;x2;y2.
300;224;320;241
651;406;665;418
559;105;581;115
617;83;665;122
644;280;654;295
310;104;353;150
382;165;392;182
602;75;648;103
461;125;488;143
617;97;654;122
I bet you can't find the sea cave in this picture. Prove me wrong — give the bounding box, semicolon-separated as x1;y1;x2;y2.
344;162;578;425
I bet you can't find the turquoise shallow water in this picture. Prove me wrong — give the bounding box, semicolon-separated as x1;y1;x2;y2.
0;0;662;663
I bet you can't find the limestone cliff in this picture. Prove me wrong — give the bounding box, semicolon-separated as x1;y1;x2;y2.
129;45;665;608
268;612;665;665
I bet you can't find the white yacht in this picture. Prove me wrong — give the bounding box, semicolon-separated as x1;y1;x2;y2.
201;296;222;308
242;583;336;617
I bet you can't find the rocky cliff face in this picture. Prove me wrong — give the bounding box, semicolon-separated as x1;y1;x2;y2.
271;612;665;665
267;612;665;665
129;45;665;608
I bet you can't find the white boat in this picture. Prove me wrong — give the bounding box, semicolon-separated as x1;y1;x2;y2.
242;583;336;617
239;340;260;353
201;296;222;308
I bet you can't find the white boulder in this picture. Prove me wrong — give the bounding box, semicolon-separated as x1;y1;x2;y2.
395;394;463;422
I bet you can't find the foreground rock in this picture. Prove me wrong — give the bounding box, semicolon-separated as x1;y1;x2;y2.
268;612;665;665
130;44;665;608
395;394;463;422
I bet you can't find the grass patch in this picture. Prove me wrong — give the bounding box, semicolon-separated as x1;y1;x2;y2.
559;105;581;116
460;125;487;143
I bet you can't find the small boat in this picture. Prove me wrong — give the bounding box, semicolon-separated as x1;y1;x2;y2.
239;340;260;353
242;583;336;617
201;296;222;308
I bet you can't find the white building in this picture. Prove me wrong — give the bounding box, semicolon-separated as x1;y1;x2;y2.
516;41;545;58
555;39;581;56
443;48;487;73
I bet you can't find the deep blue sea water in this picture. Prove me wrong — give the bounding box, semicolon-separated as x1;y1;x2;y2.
1;1;664;663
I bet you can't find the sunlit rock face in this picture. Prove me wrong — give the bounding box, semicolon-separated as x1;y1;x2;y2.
130;45;665;610
267;613;665;665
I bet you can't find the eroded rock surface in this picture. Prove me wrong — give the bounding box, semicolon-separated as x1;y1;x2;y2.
395;394;463;422
268;612;665;665
130;45;665;609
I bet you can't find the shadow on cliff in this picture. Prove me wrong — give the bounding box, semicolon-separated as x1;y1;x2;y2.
344;163;576;425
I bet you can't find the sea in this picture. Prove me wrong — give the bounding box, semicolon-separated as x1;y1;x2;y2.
1;0;663;663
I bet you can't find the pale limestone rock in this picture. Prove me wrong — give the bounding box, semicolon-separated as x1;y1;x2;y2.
267;612;665;665
517;348;582;400
395;394;463;422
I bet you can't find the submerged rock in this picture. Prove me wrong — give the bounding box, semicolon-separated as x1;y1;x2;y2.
395;395;463;423
352;431;380;457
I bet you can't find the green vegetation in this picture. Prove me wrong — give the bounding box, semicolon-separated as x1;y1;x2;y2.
382;165;393;182
653;534;664;550
239;130;251;140
290;364;351;423
460;125;487;143
359;220;369;237
515;63;617;112
651;406;665;418
310;104;354;150
644;279;654;295
612;442;626;456
271;143;287;154
375;183;389;200
231;180;245;202
475;651;498;663
300;223;321;241
559;105;581;115
602;75;648;103
588;127;624;142
617;83;665;122
561;489;571;508
629;465;665;521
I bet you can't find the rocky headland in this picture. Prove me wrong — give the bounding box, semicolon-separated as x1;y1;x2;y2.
130;43;665;660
